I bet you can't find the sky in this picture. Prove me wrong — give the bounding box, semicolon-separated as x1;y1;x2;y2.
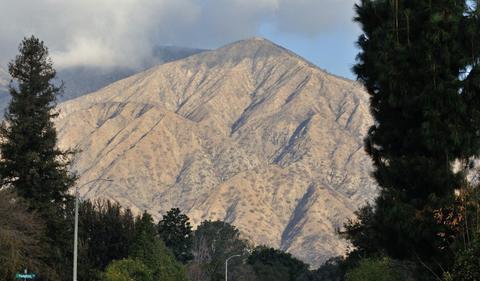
0;0;360;79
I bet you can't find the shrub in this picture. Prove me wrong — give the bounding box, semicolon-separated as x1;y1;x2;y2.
345;258;401;281
103;258;153;281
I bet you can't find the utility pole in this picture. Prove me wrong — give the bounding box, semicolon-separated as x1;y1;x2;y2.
73;178;112;281
225;254;241;281
73;185;79;281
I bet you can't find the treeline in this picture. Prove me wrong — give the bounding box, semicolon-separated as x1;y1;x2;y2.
1;188;321;281
74;202;316;281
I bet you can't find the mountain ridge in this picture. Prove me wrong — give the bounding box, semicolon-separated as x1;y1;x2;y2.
0;45;207;115
56;37;376;267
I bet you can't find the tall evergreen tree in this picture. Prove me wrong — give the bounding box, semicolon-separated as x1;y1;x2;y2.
158;208;193;263
1;36;77;280
78;199;135;280
131;212;188;281
350;0;480;277
1;36;76;209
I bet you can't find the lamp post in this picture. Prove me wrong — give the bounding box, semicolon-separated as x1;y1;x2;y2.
73;178;112;281
225;254;241;281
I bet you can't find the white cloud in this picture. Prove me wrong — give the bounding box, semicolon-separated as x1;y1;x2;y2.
0;0;357;69
52;37;119;68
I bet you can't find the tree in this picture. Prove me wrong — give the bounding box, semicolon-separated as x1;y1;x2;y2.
229;264;259;281
342;204;379;259
77;199;136;280
0;35;77;280
103;258;153;281
130;212;188;281
158;208;193;263
299;257;348;281
441;179;480;281
345;258;401;281
247;246;309;281
1;35;76;210
190;220;249;281
350;0;480;276
0;190;58;281
450;237;480;281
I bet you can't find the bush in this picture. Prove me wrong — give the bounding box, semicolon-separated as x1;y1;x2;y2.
247;246;309;281
103;258;153;281
451;237;480;281
345;258;401;281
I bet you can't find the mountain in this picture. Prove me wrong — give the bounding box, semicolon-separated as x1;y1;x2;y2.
0;67;10;113
0;67;8;88
56;46;206;102
56;37;376;267
0;46;206;114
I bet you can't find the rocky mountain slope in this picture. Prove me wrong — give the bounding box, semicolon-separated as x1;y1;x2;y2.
57;46;206;102
0;46;205;114
56;38;376;267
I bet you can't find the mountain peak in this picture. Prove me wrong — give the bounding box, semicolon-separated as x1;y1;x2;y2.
184;37;301;68
243;36;269;42
56;37;375;268
220;36;287;55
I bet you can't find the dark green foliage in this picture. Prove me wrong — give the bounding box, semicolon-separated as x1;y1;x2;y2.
299;257;348;281
444;183;480;281
345;258;402;281
103;258;153;281
228;264;259;281
314;257;345;281
157;208;193;263
190;220;249;281
350;0;480;276
134;211;158;240
1;36;76;209
130;212;188;281
0;36;77;280
247;246;309;281
343;204;380;259
451;237;480;280
77;199;135;280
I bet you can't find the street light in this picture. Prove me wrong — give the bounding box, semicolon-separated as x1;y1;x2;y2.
225;254;241;281
73;178;112;281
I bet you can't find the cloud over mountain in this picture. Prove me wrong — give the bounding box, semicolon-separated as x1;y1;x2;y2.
0;0;357;69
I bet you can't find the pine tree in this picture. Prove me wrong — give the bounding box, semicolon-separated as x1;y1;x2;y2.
78;199;135;280
158;208;193;263
1;36;76;209
350;0;480;277
131;212;188;281
1;36;77;280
